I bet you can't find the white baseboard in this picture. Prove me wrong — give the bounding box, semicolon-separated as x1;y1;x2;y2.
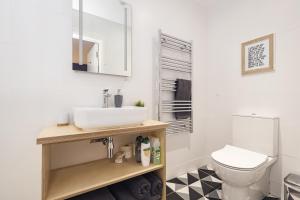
166;155;210;180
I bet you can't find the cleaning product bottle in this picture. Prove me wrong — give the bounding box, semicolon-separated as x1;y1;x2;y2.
141;137;151;167
135;136;143;162
151;137;161;165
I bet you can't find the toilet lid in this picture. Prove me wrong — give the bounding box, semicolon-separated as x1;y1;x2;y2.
211;145;268;170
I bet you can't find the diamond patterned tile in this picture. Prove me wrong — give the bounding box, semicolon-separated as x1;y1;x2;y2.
168;177;188;185
177;173;189;185
166;185;174;195
199;166;215;175
166;181;186;192
205;189;222;200
167;166;280;200
262;197;280;200
210;172;221;180
200;181;216;195
189;180;205;196
167;192;184;200
202;180;222;190
201;174;222;183
198;169;211;179
187;173;199;185
188;170;200;180
189;187;204;200
198;197;209;200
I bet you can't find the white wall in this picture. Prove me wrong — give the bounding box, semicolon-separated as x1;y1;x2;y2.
0;0;207;199
204;0;300;197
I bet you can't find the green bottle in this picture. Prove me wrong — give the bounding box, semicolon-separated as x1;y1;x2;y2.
151;137;161;165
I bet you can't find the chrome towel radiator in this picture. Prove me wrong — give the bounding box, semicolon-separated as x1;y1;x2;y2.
157;30;193;135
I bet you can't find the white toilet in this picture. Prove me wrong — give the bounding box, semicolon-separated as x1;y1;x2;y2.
211;115;279;200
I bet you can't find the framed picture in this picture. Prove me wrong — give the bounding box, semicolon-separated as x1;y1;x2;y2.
241;34;274;75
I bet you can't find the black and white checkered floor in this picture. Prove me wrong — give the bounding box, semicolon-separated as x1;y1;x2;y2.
166;165;280;200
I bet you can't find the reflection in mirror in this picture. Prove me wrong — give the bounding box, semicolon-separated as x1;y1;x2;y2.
72;38;99;73
72;0;132;76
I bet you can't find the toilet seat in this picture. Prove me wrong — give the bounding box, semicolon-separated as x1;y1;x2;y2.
211;145;268;171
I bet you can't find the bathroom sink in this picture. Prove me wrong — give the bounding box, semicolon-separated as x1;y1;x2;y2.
73;106;148;129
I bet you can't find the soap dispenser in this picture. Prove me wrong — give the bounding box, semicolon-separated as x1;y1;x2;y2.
114;89;123;108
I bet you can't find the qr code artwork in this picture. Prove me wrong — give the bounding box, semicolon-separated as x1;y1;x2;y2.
248;43;267;68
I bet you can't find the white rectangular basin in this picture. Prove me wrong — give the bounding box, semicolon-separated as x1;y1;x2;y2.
73;106;148;129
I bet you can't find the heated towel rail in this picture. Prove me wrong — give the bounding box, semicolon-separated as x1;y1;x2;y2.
157;30;193;135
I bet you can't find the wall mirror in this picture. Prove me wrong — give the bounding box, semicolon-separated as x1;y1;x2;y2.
72;0;132;76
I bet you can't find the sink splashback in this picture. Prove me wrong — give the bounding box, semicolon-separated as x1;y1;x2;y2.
73;106;148;129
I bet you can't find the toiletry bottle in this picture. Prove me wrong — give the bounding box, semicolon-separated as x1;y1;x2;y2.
120;145;132;159
141;137;151;167
114;89;123;108
135;136;143;162
151;137;161;165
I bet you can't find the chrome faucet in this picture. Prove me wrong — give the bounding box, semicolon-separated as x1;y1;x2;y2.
103;89;111;108
90;137;114;159
107;137;114;159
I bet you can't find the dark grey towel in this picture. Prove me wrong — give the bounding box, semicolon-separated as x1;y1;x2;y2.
143;173;162;196
67;187;116;200
174;79;191;119
125;176;151;200
72;63;88;71
109;183;137;200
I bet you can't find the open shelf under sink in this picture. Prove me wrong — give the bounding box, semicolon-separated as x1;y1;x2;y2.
47;158;164;200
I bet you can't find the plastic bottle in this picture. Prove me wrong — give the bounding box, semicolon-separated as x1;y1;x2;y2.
151;137;161;165
114;89;123;108
141;137;151;167
135;136;143;162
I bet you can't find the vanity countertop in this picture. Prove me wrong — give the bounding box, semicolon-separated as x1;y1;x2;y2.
37;120;168;145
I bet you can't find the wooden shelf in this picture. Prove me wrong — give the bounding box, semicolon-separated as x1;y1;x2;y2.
47;159;164;200
37;120;168;145
38;120;167;200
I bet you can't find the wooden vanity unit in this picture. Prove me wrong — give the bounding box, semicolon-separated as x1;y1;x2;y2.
37;120;168;200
